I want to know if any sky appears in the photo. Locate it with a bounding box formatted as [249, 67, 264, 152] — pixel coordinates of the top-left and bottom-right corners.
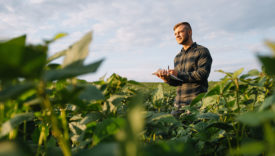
[1, 0, 275, 82]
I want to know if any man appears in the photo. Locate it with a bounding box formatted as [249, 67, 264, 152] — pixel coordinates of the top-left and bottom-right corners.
[155, 22, 212, 116]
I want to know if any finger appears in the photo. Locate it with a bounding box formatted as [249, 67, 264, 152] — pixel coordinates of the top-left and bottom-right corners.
[160, 70, 165, 75]
[165, 70, 170, 76]
[161, 70, 164, 75]
[164, 70, 168, 75]
[168, 70, 173, 75]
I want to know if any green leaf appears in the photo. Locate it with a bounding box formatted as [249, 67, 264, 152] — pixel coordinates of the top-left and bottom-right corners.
[53, 33, 68, 41]
[247, 69, 260, 76]
[80, 112, 103, 125]
[62, 31, 92, 67]
[190, 92, 205, 106]
[259, 94, 275, 111]
[0, 35, 25, 66]
[0, 141, 33, 156]
[197, 113, 219, 120]
[73, 143, 119, 156]
[47, 32, 91, 64]
[47, 50, 67, 63]
[237, 111, 275, 126]
[216, 69, 233, 78]
[44, 32, 68, 45]
[108, 95, 126, 106]
[143, 140, 195, 156]
[206, 122, 234, 131]
[146, 112, 179, 125]
[126, 93, 145, 134]
[22, 45, 47, 77]
[0, 82, 35, 101]
[44, 59, 104, 81]
[92, 118, 125, 146]
[0, 113, 34, 137]
[0, 36, 47, 79]
[47, 136, 57, 147]
[152, 84, 164, 103]
[232, 68, 244, 78]
[263, 122, 275, 147]
[205, 85, 220, 97]
[240, 69, 260, 79]
[222, 81, 232, 93]
[194, 122, 209, 132]
[265, 40, 275, 55]
[78, 85, 104, 101]
[46, 146, 63, 156]
[127, 80, 141, 85]
[229, 141, 265, 155]
[258, 56, 275, 76]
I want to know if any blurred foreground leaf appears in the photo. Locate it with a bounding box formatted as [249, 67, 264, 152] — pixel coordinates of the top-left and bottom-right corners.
[0, 36, 47, 79]
[258, 56, 275, 76]
[78, 85, 104, 101]
[229, 141, 265, 155]
[63, 32, 92, 67]
[0, 113, 34, 137]
[73, 143, 119, 156]
[0, 141, 33, 156]
[0, 82, 35, 101]
[232, 68, 244, 78]
[237, 111, 275, 126]
[143, 140, 195, 156]
[44, 59, 104, 81]
[197, 113, 219, 120]
[259, 94, 275, 111]
[265, 41, 275, 55]
[92, 118, 125, 146]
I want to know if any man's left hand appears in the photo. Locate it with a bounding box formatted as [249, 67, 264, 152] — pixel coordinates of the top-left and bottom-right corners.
[168, 69, 178, 76]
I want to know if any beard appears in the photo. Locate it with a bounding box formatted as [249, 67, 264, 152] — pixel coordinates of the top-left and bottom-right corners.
[180, 33, 189, 45]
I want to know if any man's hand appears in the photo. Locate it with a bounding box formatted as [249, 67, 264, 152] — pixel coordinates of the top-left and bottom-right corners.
[154, 69, 170, 82]
[168, 69, 178, 76]
[153, 69, 179, 82]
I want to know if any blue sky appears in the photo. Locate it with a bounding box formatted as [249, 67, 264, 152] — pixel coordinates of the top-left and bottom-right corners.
[1, 0, 275, 82]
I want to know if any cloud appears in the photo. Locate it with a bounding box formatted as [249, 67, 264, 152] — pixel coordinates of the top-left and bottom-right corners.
[1, 0, 275, 82]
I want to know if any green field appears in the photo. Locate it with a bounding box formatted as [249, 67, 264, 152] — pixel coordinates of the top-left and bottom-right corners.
[140, 81, 217, 91]
[1, 33, 275, 156]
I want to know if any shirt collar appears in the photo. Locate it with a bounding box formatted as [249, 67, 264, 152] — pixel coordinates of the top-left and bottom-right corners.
[181, 42, 197, 53]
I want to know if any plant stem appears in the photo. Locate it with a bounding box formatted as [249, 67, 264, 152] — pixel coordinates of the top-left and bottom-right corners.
[0, 103, 4, 123]
[36, 125, 46, 156]
[38, 81, 71, 156]
[251, 91, 258, 111]
[23, 107, 29, 141]
[236, 90, 240, 115]
[60, 108, 70, 142]
[9, 102, 18, 140]
[226, 136, 232, 152]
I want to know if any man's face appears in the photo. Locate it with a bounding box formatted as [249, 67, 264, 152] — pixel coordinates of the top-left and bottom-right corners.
[174, 25, 191, 45]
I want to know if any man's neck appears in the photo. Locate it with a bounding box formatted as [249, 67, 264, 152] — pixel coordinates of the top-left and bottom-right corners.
[182, 40, 193, 51]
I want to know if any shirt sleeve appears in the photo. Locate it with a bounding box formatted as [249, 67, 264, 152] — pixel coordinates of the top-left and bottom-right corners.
[177, 48, 212, 83]
[166, 77, 182, 86]
[166, 54, 183, 86]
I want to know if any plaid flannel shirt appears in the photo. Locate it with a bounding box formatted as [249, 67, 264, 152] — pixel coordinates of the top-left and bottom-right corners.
[167, 42, 212, 107]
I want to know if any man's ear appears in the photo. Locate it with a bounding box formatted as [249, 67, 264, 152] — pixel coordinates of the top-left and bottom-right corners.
[188, 30, 192, 36]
